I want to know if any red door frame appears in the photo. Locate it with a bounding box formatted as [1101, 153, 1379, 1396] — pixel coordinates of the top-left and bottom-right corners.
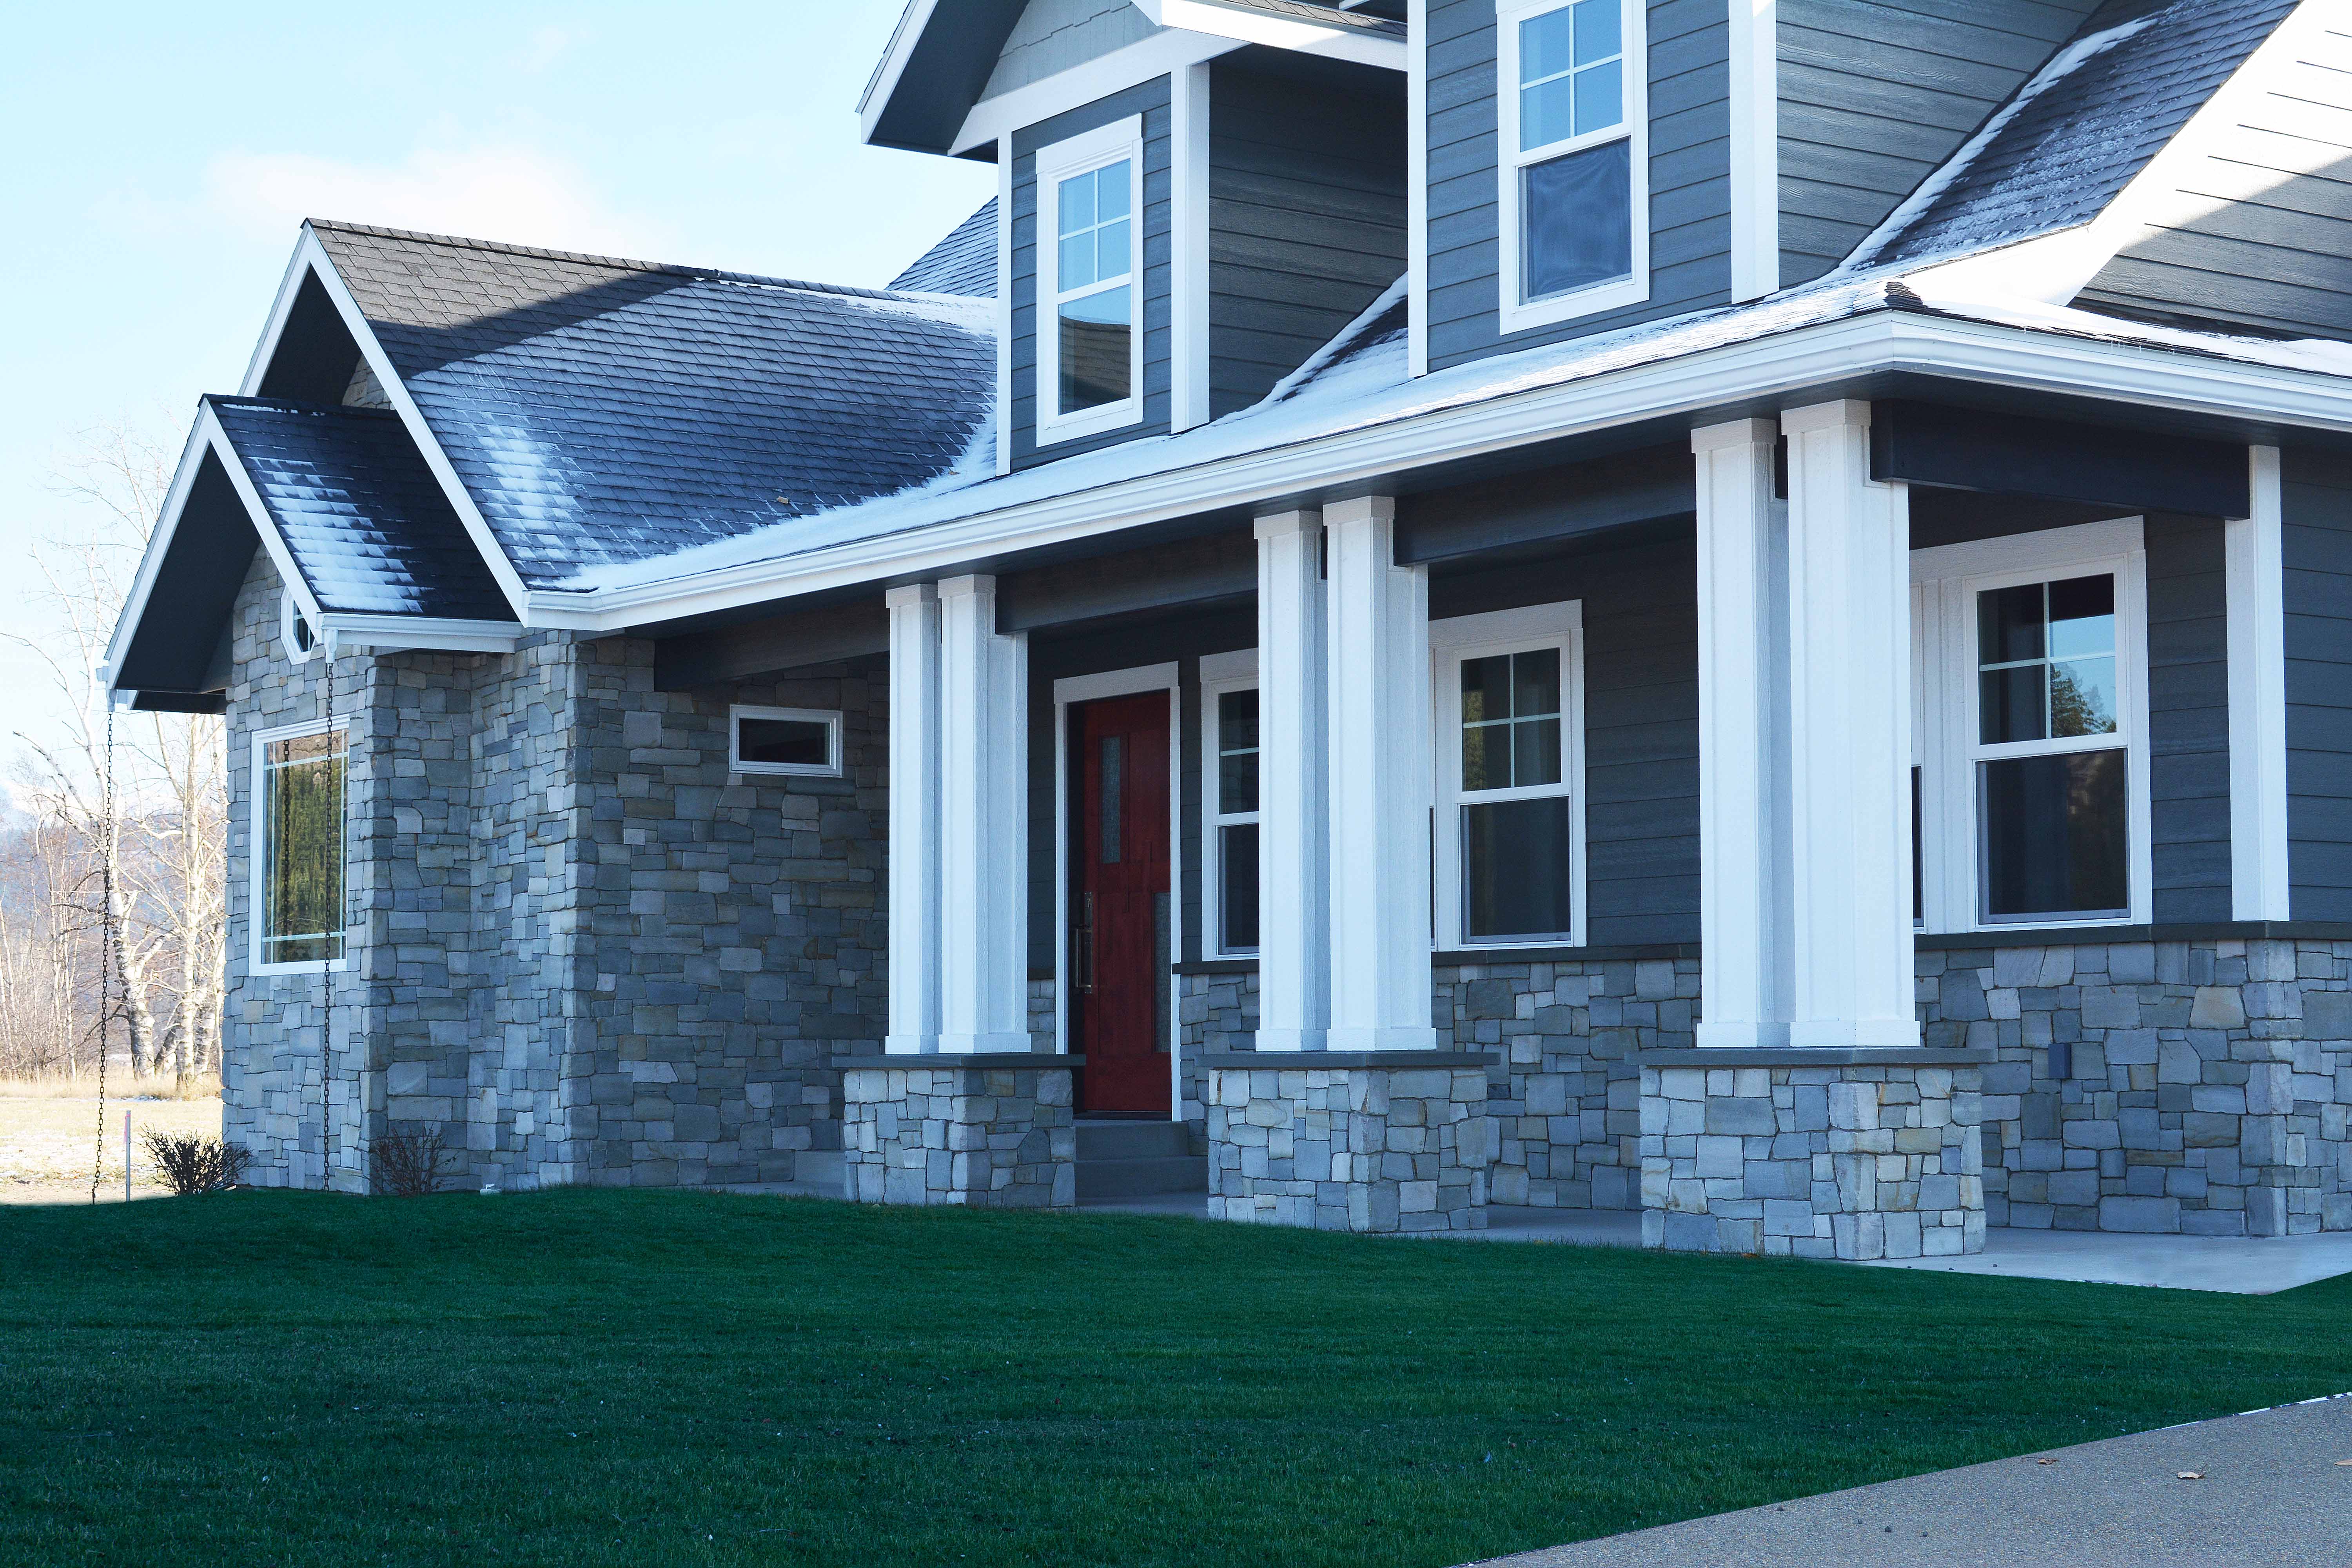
[1070, 690, 1173, 1115]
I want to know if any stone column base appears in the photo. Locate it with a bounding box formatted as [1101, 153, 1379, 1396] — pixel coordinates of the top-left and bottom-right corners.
[1638, 1049, 1987, 1260]
[1203, 1053, 1494, 1232]
[837, 1055, 1077, 1209]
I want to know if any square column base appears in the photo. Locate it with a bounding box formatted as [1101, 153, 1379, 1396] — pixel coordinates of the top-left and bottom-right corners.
[1204, 1054, 1493, 1233]
[840, 1060, 1075, 1209]
[1638, 1051, 1986, 1260]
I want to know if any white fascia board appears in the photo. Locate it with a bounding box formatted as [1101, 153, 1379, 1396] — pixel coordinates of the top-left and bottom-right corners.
[238, 235, 324, 398]
[858, 0, 936, 140]
[1135, 0, 1406, 69]
[102, 412, 227, 689]
[318, 615, 525, 654]
[1910, 2, 2329, 306]
[196, 401, 327, 630]
[519, 308, 2352, 633]
[292, 225, 534, 617]
[951, 29, 1245, 158]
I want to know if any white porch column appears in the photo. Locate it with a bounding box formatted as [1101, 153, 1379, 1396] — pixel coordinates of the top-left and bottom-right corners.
[1324, 495, 1438, 1053]
[937, 573, 1032, 1054]
[2230, 444, 2292, 921]
[1253, 509, 1329, 1052]
[885, 584, 943, 1054]
[1693, 418, 1792, 1047]
[1781, 400, 1918, 1047]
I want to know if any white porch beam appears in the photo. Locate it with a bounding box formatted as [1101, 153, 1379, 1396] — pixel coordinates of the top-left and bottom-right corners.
[1781, 400, 1920, 1049]
[1323, 496, 1438, 1053]
[2230, 444, 2292, 921]
[1692, 418, 1793, 1047]
[885, 583, 943, 1054]
[1253, 510, 1330, 1052]
[937, 574, 1033, 1054]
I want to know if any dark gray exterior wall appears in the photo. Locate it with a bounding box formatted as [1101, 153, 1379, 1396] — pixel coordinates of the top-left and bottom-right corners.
[2283, 448, 2352, 921]
[1777, 0, 2098, 286]
[1425, 0, 1731, 373]
[1011, 78, 1174, 471]
[2074, 32, 2352, 339]
[1208, 61, 1408, 416]
[2145, 514, 2233, 924]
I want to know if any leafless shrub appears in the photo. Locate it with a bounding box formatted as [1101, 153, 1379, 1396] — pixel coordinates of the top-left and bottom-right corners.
[140, 1131, 250, 1195]
[369, 1131, 449, 1198]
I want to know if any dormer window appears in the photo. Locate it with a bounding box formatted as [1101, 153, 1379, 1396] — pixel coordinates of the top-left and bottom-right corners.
[1497, 0, 1649, 333]
[1035, 118, 1144, 443]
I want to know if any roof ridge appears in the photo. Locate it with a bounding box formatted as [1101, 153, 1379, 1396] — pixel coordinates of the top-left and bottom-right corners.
[303, 219, 940, 306]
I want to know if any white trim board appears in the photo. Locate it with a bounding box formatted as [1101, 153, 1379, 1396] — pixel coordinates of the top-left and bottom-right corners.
[1135, 0, 1406, 70]
[952, 29, 1244, 159]
[2230, 445, 2292, 921]
[1726, 0, 1779, 301]
[1049, 660, 1186, 1122]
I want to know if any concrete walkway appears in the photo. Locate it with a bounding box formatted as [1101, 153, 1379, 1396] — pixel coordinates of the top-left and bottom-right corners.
[1463, 1394, 2352, 1568]
[1071, 1196, 2352, 1293]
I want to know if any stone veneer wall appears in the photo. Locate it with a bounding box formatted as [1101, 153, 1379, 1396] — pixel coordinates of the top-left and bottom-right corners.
[1920, 939, 2352, 1236]
[221, 551, 887, 1193]
[843, 1063, 1076, 1207]
[1206, 1062, 1491, 1231]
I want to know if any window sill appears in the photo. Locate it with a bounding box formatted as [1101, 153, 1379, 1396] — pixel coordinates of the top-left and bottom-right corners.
[1500, 274, 1650, 337]
[1036, 400, 1143, 447]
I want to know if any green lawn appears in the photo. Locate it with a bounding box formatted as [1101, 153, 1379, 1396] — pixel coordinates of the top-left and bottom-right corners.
[4, 1192, 2348, 1567]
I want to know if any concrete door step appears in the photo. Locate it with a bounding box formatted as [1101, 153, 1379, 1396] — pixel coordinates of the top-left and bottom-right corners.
[1074, 1118, 1204, 1201]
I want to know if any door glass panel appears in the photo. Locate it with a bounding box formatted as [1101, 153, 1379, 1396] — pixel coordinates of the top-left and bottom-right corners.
[1465, 796, 1575, 940]
[1099, 735, 1123, 864]
[1981, 751, 2128, 920]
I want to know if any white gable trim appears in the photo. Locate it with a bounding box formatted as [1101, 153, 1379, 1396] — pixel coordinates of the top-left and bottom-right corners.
[102, 414, 228, 689]
[859, 0, 938, 136]
[1907, 1, 2329, 306]
[1134, 0, 1405, 69]
[953, 28, 1243, 158]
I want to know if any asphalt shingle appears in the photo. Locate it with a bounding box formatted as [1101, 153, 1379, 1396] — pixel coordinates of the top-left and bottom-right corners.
[888, 199, 998, 298]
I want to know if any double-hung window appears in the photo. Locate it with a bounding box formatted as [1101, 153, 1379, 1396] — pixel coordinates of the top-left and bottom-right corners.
[1497, 0, 1649, 332]
[251, 720, 348, 973]
[1913, 521, 2151, 931]
[1431, 603, 1585, 948]
[1035, 118, 1143, 443]
[1200, 651, 1259, 957]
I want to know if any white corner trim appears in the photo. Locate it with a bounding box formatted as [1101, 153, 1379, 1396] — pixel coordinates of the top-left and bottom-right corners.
[2230, 444, 2292, 921]
[1726, 0, 1779, 302]
[1407, 0, 1431, 377]
[1135, 0, 1406, 70]
[1171, 62, 1213, 432]
[1494, 0, 1652, 336]
[996, 133, 1016, 478]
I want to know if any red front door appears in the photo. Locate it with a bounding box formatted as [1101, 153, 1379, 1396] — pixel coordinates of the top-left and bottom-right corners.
[1073, 692, 1172, 1114]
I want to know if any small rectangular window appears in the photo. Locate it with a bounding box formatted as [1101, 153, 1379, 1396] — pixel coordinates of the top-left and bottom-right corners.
[1036, 119, 1144, 442]
[1499, 0, 1648, 331]
[1203, 678, 1262, 956]
[730, 706, 843, 778]
[256, 725, 347, 970]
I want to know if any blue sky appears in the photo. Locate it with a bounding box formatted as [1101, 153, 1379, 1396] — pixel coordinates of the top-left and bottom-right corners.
[0, 0, 993, 779]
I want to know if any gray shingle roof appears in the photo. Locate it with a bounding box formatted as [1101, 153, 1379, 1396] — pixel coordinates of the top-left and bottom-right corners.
[1859, 0, 2298, 270]
[889, 199, 998, 297]
[207, 396, 514, 621]
[309, 222, 996, 592]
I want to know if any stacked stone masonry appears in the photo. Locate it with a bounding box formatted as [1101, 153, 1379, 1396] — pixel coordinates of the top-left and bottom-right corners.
[1206, 1063, 1492, 1232]
[1639, 1062, 1985, 1259]
[842, 1064, 1076, 1207]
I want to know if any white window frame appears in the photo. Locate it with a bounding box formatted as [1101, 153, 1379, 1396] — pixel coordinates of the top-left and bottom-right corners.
[1912, 519, 2152, 934]
[1199, 649, 1260, 959]
[1430, 601, 1587, 950]
[729, 704, 844, 779]
[1496, 0, 1651, 334]
[1034, 116, 1147, 446]
[249, 716, 350, 976]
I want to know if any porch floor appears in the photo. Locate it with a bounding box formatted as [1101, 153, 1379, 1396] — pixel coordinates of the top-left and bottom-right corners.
[1074, 1195, 2352, 1294]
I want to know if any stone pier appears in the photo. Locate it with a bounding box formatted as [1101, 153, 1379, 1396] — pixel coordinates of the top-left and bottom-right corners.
[838, 1056, 1077, 1208]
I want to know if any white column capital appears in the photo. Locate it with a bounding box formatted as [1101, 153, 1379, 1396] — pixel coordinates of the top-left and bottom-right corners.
[1691, 416, 1778, 454]
[1254, 508, 1321, 541]
[936, 573, 996, 602]
[884, 582, 937, 609]
[1321, 494, 1396, 528]
[1780, 398, 1872, 436]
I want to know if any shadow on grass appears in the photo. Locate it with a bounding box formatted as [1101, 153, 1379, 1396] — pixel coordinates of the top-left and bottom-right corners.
[4, 1189, 2346, 1567]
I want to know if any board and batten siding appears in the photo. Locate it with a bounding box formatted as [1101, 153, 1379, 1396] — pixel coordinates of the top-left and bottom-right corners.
[2075, 20, 2352, 339]
[1425, 0, 1731, 374]
[1208, 61, 1408, 417]
[983, 0, 1160, 102]
[1778, 0, 2098, 287]
[2281, 449, 2352, 921]
[1009, 78, 1175, 471]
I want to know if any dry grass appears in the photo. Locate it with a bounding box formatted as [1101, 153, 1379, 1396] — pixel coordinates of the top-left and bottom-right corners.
[0, 1089, 222, 1202]
[0, 1072, 221, 1101]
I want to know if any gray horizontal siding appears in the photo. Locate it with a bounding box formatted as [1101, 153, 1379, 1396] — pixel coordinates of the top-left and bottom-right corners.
[1010, 77, 1174, 471]
[2283, 448, 2352, 921]
[1426, 0, 1732, 374]
[1778, 0, 2096, 286]
[983, 0, 1158, 101]
[1208, 62, 1408, 416]
[2076, 29, 2352, 339]
[2144, 514, 2232, 924]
